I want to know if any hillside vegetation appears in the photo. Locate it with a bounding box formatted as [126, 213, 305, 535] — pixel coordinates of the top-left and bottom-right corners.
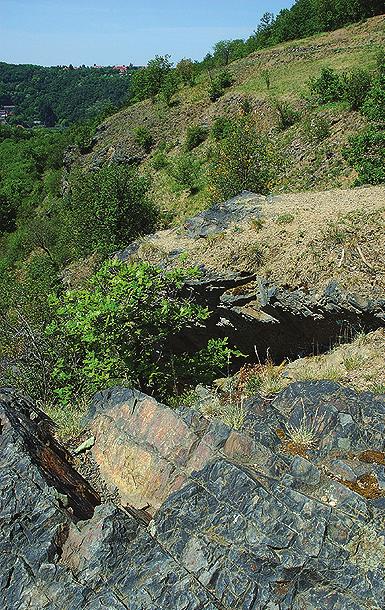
[80, 15, 385, 222]
[0, 63, 134, 126]
[0, 11, 384, 437]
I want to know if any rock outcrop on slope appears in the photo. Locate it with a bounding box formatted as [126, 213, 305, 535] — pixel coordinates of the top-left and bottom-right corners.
[116, 189, 385, 360]
[1, 382, 384, 609]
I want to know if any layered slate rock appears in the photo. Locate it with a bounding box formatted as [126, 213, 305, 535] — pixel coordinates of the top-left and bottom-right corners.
[1, 383, 384, 609]
[115, 191, 385, 360]
[86, 386, 246, 514]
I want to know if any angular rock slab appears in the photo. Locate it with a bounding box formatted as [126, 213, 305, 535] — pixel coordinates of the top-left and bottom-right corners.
[86, 386, 258, 513]
[1, 384, 385, 609]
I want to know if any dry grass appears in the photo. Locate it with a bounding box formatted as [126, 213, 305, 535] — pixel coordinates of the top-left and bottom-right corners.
[42, 398, 88, 440]
[217, 329, 385, 404]
[131, 186, 385, 298]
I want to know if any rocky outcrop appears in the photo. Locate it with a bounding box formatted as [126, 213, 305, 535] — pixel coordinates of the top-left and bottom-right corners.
[1, 383, 384, 609]
[85, 386, 253, 514]
[116, 191, 385, 361]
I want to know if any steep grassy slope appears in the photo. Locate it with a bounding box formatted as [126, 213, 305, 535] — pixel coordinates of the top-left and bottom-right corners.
[78, 15, 385, 222]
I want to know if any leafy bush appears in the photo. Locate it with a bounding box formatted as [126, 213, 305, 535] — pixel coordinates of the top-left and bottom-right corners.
[176, 338, 243, 386]
[209, 70, 234, 101]
[45, 260, 224, 403]
[302, 115, 330, 143]
[160, 71, 179, 106]
[211, 117, 233, 141]
[362, 75, 385, 123]
[66, 165, 158, 256]
[343, 128, 385, 185]
[310, 67, 344, 103]
[168, 153, 202, 193]
[151, 149, 168, 170]
[208, 116, 274, 202]
[133, 126, 154, 153]
[185, 125, 208, 150]
[343, 69, 372, 111]
[176, 58, 196, 86]
[275, 100, 300, 130]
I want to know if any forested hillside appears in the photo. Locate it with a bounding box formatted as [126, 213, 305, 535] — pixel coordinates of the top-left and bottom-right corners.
[0, 63, 134, 126]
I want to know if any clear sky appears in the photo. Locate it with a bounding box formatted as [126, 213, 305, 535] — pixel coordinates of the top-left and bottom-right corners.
[1, 0, 294, 67]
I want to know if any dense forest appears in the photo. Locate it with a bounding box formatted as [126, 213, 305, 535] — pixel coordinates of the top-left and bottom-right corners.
[0, 0, 384, 435]
[0, 63, 135, 126]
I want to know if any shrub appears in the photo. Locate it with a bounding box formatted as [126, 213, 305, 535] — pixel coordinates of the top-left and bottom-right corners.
[176, 58, 196, 86]
[309, 67, 344, 103]
[302, 115, 330, 143]
[362, 75, 385, 123]
[209, 70, 234, 101]
[44, 260, 241, 405]
[66, 165, 158, 256]
[151, 149, 168, 170]
[211, 117, 233, 141]
[240, 97, 252, 115]
[185, 125, 208, 150]
[216, 70, 234, 89]
[261, 68, 271, 90]
[133, 126, 154, 153]
[160, 71, 179, 106]
[45, 260, 210, 403]
[343, 128, 385, 185]
[175, 338, 243, 387]
[208, 116, 274, 202]
[343, 69, 372, 111]
[275, 100, 300, 130]
[168, 153, 202, 193]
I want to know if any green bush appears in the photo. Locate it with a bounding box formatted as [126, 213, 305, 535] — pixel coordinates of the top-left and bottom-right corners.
[275, 100, 300, 130]
[208, 116, 274, 202]
[66, 164, 158, 256]
[302, 115, 330, 143]
[343, 69, 372, 111]
[211, 117, 233, 141]
[151, 149, 168, 170]
[209, 70, 234, 101]
[133, 126, 154, 153]
[343, 128, 385, 185]
[175, 338, 243, 387]
[362, 75, 385, 123]
[185, 125, 208, 151]
[160, 71, 179, 106]
[168, 153, 202, 193]
[45, 260, 211, 403]
[310, 67, 344, 103]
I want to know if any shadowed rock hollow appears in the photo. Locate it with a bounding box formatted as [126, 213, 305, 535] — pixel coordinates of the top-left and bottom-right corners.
[1, 382, 384, 609]
[115, 189, 385, 361]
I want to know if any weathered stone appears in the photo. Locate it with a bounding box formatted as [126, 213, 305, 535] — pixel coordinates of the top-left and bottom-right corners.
[1, 382, 384, 609]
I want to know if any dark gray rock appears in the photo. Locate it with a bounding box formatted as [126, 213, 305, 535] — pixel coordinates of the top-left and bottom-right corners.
[114, 191, 384, 362]
[1, 383, 384, 609]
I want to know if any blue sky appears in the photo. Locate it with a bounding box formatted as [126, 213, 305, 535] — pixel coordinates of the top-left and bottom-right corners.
[1, 0, 294, 66]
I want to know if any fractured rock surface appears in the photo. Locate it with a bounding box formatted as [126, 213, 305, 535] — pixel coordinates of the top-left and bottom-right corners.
[1, 383, 384, 609]
[115, 191, 385, 361]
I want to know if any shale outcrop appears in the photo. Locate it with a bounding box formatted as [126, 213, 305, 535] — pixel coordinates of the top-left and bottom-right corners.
[116, 189, 385, 360]
[1, 382, 384, 609]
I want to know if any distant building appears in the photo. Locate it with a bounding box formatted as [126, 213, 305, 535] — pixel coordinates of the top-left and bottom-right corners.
[113, 65, 129, 75]
[0, 105, 16, 123]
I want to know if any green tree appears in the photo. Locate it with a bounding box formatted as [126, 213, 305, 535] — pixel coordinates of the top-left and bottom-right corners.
[66, 165, 158, 256]
[176, 58, 196, 86]
[208, 116, 274, 202]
